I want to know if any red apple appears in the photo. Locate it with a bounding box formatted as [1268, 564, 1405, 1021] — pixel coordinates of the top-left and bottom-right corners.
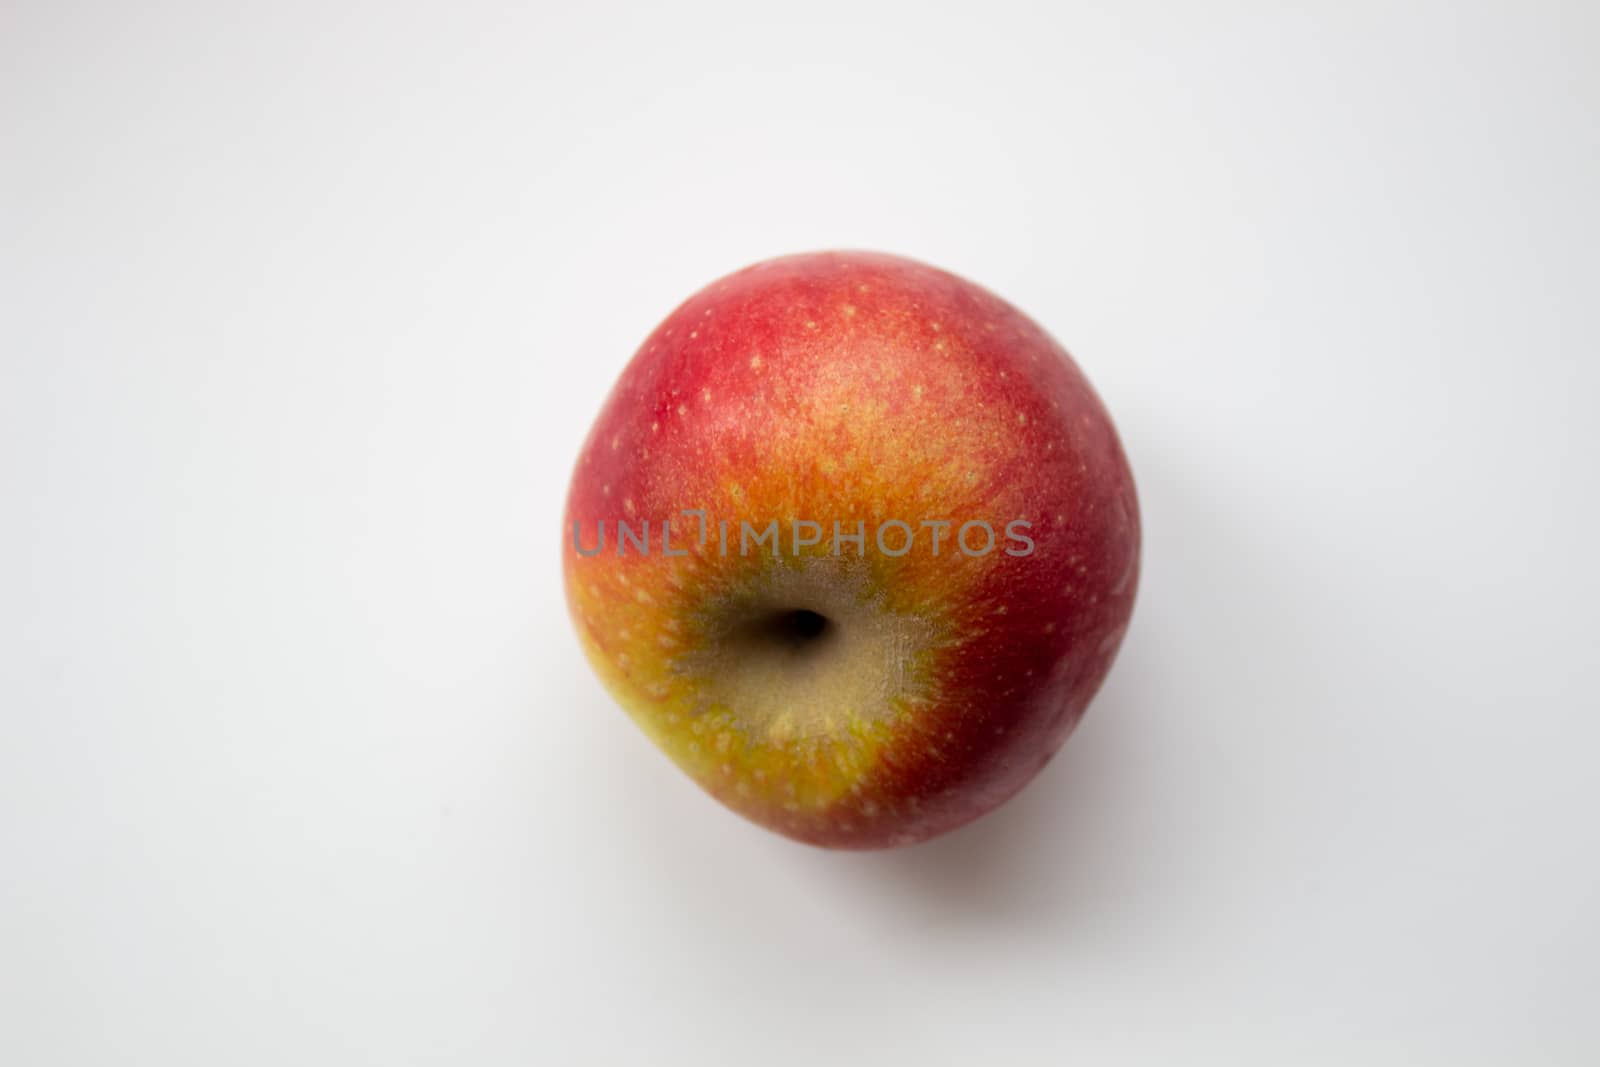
[563, 251, 1139, 848]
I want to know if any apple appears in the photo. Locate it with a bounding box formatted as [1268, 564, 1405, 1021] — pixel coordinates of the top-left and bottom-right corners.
[563, 251, 1139, 849]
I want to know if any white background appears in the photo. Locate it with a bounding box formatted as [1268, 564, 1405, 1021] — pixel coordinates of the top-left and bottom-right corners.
[4, 2, 1597, 1063]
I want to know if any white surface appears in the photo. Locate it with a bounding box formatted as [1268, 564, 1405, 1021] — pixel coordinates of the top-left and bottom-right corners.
[4, 2, 1597, 1063]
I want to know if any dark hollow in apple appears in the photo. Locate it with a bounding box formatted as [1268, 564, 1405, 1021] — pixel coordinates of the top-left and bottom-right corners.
[754, 608, 832, 649]
[724, 606, 838, 664]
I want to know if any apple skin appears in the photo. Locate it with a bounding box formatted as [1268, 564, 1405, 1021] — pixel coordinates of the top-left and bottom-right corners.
[563, 251, 1139, 849]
